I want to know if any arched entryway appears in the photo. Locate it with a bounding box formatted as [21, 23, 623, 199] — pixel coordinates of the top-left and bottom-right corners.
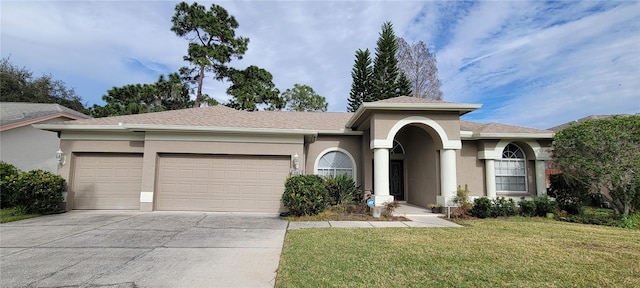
[370, 115, 461, 207]
[392, 125, 440, 206]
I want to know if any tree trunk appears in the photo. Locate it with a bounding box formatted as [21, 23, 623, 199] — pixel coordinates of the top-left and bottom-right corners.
[195, 66, 205, 107]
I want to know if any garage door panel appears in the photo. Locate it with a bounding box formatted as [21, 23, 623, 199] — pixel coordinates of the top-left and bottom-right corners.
[73, 153, 142, 210]
[156, 154, 289, 212]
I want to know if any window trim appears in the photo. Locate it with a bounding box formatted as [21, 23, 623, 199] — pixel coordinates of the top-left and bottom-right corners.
[314, 147, 357, 183]
[495, 143, 528, 193]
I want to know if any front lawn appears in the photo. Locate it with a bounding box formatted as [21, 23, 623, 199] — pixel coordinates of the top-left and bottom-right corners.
[0, 207, 40, 223]
[276, 217, 640, 287]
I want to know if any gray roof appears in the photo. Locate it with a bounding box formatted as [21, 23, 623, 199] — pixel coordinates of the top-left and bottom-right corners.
[548, 114, 632, 131]
[0, 102, 90, 127]
[34, 97, 552, 136]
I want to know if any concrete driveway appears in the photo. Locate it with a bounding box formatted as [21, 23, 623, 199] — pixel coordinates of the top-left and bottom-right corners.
[0, 211, 288, 288]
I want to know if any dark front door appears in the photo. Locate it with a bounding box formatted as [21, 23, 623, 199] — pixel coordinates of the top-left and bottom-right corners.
[389, 160, 404, 200]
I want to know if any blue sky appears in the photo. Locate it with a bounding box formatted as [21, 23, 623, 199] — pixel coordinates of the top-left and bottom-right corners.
[1, 0, 639, 129]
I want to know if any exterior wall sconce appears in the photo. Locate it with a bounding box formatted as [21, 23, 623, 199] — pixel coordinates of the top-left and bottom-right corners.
[293, 153, 300, 170]
[56, 148, 66, 165]
[291, 153, 302, 175]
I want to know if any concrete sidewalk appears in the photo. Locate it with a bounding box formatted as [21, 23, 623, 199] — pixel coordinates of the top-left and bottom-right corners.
[288, 203, 461, 230]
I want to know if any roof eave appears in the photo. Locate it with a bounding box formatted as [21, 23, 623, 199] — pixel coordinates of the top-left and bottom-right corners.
[34, 123, 323, 136]
[346, 102, 482, 128]
[460, 132, 555, 140]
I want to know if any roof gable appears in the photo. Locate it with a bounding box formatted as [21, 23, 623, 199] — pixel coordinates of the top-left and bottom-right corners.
[0, 102, 90, 131]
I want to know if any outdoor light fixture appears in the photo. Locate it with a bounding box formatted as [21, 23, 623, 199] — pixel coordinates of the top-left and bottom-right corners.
[292, 153, 300, 170]
[56, 148, 66, 165]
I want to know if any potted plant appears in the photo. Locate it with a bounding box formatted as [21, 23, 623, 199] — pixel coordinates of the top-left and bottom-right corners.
[427, 203, 442, 213]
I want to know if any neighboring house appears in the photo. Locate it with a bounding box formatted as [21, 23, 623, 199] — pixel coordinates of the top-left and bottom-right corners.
[35, 96, 554, 213]
[0, 102, 90, 173]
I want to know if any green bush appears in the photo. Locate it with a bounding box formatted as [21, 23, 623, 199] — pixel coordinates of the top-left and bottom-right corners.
[492, 197, 518, 217]
[0, 161, 21, 208]
[619, 212, 640, 229]
[471, 197, 493, 219]
[533, 196, 557, 217]
[324, 174, 361, 205]
[6, 170, 64, 214]
[519, 198, 537, 217]
[548, 173, 591, 214]
[281, 175, 329, 216]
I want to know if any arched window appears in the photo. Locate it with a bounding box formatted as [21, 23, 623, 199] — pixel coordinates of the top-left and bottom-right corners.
[495, 143, 527, 192]
[316, 150, 354, 178]
[391, 140, 405, 154]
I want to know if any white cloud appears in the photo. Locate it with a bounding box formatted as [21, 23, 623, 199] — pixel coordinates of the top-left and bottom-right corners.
[1, 0, 638, 129]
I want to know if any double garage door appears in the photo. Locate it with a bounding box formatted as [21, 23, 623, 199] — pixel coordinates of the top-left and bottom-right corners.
[72, 153, 290, 212]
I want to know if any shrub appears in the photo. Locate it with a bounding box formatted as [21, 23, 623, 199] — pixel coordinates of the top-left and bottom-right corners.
[324, 174, 361, 205]
[519, 198, 536, 217]
[619, 212, 640, 229]
[548, 173, 591, 214]
[0, 161, 21, 208]
[471, 197, 493, 219]
[533, 196, 557, 217]
[451, 184, 473, 218]
[281, 175, 329, 216]
[7, 170, 64, 214]
[492, 197, 518, 217]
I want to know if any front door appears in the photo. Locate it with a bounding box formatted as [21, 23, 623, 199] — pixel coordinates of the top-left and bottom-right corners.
[390, 160, 404, 200]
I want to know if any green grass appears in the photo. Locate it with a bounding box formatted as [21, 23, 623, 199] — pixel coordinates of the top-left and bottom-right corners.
[276, 217, 640, 287]
[0, 207, 40, 223]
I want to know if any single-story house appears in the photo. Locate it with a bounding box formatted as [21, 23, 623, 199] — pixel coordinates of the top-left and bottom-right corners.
[1, 102, 90, 173]
[34, 96, 554, 213]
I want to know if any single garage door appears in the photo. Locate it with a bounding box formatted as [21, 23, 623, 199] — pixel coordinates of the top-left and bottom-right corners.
[156, 154, 290, 212]
[72, 153, 143, 209]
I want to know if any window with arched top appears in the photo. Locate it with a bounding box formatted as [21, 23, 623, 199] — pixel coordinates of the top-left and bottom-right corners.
[495, 143, 527, 192]
[391, 140, 405, 155]
[316, 150, 354, 178]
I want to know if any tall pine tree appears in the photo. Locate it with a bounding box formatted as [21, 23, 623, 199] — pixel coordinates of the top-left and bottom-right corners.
[372, 21, 401, 101]
[347, 49, 373, 112]
[396, 72, 413, 97]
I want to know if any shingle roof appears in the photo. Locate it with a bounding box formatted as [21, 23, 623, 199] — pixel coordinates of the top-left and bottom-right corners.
[0, 102, 90, 126]
[40, 97, 551, 135]
[461, 121, 552, 134]
[373, 96, 450, 104]
[548, 114, 632, 131]
[62, 105, 353, 131]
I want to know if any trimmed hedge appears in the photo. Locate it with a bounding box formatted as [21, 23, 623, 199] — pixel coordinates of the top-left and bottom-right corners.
[0, 162, 65, 214]
[281, 175, 329, 216]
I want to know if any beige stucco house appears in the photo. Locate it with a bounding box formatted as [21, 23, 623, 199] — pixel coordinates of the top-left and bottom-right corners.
[0, 102, 90, 173]
[34, 96, 554, 213]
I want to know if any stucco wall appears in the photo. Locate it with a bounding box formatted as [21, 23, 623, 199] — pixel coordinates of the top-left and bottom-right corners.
[58, 135, 305, 211]
[400, 125, 439, 207]
[305, 135, 363, 185]
[0, 117, 71, 173]
[457, 141, 485, 197]
[370, 111, 461, 148]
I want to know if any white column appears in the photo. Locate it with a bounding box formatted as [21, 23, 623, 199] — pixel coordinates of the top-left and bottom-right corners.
[485, 159, 496, 199]
[439, 149, 457, 206]
[535, 160, 547, 196]
[373, 148, 393, 206]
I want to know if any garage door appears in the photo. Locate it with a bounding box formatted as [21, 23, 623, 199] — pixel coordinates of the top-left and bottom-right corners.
[156, 154, 290, 212]
[72, 153, 143, 209]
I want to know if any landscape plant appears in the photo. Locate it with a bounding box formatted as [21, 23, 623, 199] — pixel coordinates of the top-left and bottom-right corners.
[281, 175, 328, 216]
[324, 174, 360, 205]
[518, 198, 537, 217]
[533, 195, 557, 217]
[3, 169, 64, 214]
[553, 115, 640, 216]
[548, 173, 591, 215]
